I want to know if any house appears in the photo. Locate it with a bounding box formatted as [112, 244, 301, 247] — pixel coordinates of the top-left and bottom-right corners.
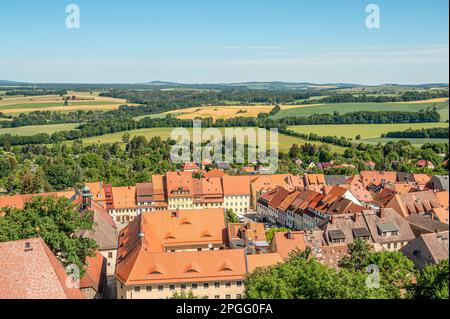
[416, 160, 435, 170]
[307, 162, 316, 170]
[222, 175, 251, 214]
[0, 238, 85, 299]
[0, 191, 76, 210]
[432, 207, 449, 225]
[362, 208, 415, 251]
[324, 175, 348, 186]
[360, 171, 397, 189]
[115, 209, 248, 299]
[241, 166, 256, 175]
[166, 171, 195, 210]
[256, 186, 291, 224]
[80, 251, 107, 299]
[405, 213, 449, 237]
[270, 231, 307, 259]
[182, 162, 200, 172]
[193, 177, 224, 209]
[385, 190, 444, 218]
[413, 174, 432, 191]
[427, 175, 449, 192]
[401, 231, 449, 269]
[316, 162, 333, 170]
[365, 161, 376, 170]
[136, 182, 155, 213]
[227, 222, 269, 253]
[347, 175, 374, 204]
[249, 174, 303, 209]
[110, 186, 137, 223]
[203, 168, 227, 179]
[304, 230, 349, 269]
[246, 253, 283, 272]
[321, 212, 373, 246]
[303, 174, 326, 192]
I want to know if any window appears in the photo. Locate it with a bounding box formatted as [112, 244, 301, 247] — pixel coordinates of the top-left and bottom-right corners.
[192, 283, 198, 289]
[214, 295, 220, 299]
[236, 281, 242, 287]
[236, 294, 242, 299]
[134, 286, 140, 293]
[108, 252, 113, 259]
[394, 242, 398, 249]
[181, 284, 186, 290]
[225, 295, 231, 299]
[146, 286, 152, 292]
[204, 283, 209, 289]
[225, 282, 231, 288]
[170, 285, 175, 291]
[158, 285, 163, 291]
[214, 282, 220, 288]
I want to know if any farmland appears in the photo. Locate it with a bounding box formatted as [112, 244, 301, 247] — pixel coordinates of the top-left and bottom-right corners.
[289, 123, 449, 146]
[0, 91, 134, 114]
[68, 127, 345, 153]
[0, 123, 79, 136]
[271, 100, 449, 122]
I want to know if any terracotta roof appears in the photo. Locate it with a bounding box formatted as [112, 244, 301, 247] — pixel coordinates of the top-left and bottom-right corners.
[111, 186, 136, 209]
[246, 253, 283, 272]
[183, 162, 200, 171]
[360, 171, 397, 188]
[277, 190, 302, 211]
[203, 168, 227, 179]
[85, 182, 107, 203]
[347, 175, 374, 203]
[166, 171, 194, 196]
[0, 238, 85, 299]
[271, 231, 307, 259]
[80, 251, 106, 292]
[435, 191, 449, 209]
[362, 209, 415, 245]
[251, 174, 302, 193]
[413, 174, 432, 186]
[116, 209, 248, 285]
[222, 175, 251, 196]
[386, 191, 443, 217]
[433, 207, 449, 224]
[227, 222, 267, 242]
[77, 199, 118, 251]
[151, 175, 166, 202]
[0, 191, 75, 210]
[136, 183, 154, 203]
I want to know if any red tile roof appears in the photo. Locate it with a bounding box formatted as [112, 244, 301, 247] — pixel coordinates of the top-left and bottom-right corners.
[0, 238, 85, 299]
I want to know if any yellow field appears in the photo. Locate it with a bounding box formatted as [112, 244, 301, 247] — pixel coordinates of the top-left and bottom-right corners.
[0, 91, 136, 113]
[164, 104, 321, 120]
[398, 98, 449, 104]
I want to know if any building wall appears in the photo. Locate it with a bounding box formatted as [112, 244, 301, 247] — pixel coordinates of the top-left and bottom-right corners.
[100, 249, 117, 277]
[117, 280, 245, 299]
[224, 195, 250, 214]
[168, 197, 193, 210]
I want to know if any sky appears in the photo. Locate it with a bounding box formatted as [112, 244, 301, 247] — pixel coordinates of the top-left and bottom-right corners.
[0, 0, 448, 84]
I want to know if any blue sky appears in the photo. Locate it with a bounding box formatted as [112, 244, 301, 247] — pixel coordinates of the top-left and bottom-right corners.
[0, 0, 448, 84]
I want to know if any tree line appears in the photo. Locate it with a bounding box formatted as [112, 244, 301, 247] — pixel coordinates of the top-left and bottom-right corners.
[384, 127, 449, 139]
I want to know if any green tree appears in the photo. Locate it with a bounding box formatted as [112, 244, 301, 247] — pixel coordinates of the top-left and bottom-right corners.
[0, 196, 97, 275]
[265, 227, 290, 244]
[170, 290, 207, 299]
[413, 259, 449, 299]
[339, 238, 371, 271]
[226, 209, 239, 223]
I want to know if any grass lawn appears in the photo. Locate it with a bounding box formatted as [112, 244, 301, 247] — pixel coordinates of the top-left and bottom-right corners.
[272, 101, 449, 122]
[0, 123, 80, 136]
[361, 138, 449, 147]
[73, 127, 345, 153]
[288, 123, 449, 140]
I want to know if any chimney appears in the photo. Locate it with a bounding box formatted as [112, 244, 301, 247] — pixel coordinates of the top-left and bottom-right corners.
[329, 216, 334, 225]
[352, 212, 357, 222]
[287, 231, 293, 240]
[378, 209, 385, 219]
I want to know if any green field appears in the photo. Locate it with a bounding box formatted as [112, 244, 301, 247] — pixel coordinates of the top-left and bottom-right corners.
[71, 127, 345, 153]
[272, 101, 449, 122]
[0, 101, 119, 110]
[361, 138, 449, 146]
[0, 123, 80, 136]
[289, 123, 449, 140]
